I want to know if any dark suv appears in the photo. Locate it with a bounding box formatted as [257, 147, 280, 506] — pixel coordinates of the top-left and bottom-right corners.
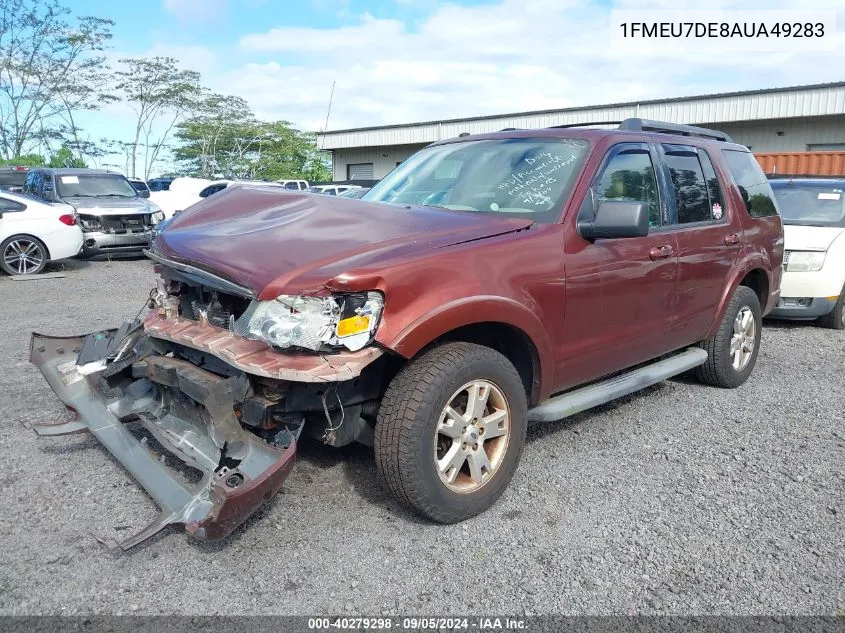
[30, 119, 783, 549]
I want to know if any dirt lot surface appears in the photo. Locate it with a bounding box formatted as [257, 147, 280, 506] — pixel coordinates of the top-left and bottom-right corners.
[0, 258, 842, 615]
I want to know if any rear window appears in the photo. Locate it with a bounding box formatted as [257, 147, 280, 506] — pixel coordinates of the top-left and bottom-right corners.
[722, 150, 779, 218]
[770, 182, 845, 228]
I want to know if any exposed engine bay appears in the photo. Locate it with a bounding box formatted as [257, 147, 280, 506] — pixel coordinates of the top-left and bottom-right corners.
[28, 263, 391, 551]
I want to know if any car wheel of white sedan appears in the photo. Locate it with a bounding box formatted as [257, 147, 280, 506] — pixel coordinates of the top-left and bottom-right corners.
[1, 235, 47, 275]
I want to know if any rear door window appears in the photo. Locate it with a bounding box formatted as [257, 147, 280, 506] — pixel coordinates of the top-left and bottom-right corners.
[593, 143, 661, 227]
[199, 183, 227, 198]
[722, 150, 779, 218]
[24, 171, 41, 195]
[662, 145, 725, 224]
[0, 195, 25, 211]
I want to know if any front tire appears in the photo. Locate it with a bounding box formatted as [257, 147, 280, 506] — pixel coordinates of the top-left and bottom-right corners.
[374, 342, 527, 523]
[1, 235, 48, 275]
[817, 286, 845, 330]
[696, 285, 762, 388]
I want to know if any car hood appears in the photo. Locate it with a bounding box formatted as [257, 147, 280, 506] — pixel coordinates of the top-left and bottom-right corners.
[66, 196, 157, 215]
[783, 224, 845, 251]
[151, 187, 534, 298]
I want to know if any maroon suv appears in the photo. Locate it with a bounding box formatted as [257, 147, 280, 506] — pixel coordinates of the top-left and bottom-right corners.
[30, 119, 783, 549]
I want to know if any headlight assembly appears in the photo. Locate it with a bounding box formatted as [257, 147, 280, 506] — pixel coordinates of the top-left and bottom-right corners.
[232, 292, 384, 352]
[151, 210, 165, 224]
[786, 250, 826, 272]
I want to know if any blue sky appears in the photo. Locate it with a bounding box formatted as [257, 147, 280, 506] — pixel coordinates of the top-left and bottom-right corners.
[67, 0, 844, 173]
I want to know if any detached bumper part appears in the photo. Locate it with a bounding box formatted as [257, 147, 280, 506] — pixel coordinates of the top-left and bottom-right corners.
[29, 331, 296, 551]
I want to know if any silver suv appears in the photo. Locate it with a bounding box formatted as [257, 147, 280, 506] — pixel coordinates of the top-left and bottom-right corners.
[23, 169, 164, 258]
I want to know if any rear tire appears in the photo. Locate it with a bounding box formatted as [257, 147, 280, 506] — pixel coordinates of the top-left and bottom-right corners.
[817, 287, 845, 330]
[0, 235, 48, 275]
[696, 285, 762, 388]
[374, 342, 527, 523]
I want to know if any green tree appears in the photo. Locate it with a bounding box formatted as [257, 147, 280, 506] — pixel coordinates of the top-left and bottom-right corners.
[0, 152, 44, 166]
[173, 92, 253, 178]
[114, 56, 201, 179]
[0, 0, 114, 159]
[47, 144, 85, 167]
[175, 100, 331, 182]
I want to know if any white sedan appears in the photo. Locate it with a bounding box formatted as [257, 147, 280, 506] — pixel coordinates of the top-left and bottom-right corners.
[0, 190, 83, 275]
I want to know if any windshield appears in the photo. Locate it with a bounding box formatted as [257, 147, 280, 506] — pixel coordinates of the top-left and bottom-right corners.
[363, 137, 590, 221]
[771, 182, 845, 228]
[55, 174, 138, 199]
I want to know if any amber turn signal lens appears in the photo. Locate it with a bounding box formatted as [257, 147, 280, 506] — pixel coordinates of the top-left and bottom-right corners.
[336, 315, 370, 337]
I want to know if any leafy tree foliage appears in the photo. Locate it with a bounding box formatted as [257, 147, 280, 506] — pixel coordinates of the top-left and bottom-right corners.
[0, 144, 86, 167]
[114, 56, 201, 179]
[174, 95, 331, 182]
[0, 0, 113, 159]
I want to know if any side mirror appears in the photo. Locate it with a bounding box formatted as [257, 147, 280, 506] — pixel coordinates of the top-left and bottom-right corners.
[139, 189, 150, 199]
[578, 200, 649, 240]
[41, 188, 55, 202]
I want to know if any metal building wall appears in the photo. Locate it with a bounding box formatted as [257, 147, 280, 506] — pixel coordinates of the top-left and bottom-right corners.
[331, 144, 426, 181]
[319, 83, 845, 151]
[718, 115, 845, 152]
[330, 115, 845, 180]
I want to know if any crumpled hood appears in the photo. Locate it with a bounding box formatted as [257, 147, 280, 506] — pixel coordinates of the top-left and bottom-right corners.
[66, 196, 158, 216]
[783, 224, 845, 251]
[152, 186, 533, 298]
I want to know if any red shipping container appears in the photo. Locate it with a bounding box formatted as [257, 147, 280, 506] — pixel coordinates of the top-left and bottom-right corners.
[755, 151, 845, 177]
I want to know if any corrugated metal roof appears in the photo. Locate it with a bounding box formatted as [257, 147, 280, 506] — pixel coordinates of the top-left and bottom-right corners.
[318, 82, 845, 150]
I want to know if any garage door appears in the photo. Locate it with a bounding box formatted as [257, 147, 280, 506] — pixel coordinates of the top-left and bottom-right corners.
[347, 163, 374, 180]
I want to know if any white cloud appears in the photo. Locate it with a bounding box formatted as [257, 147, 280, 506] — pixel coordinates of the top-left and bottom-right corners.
[223, 0, 845, 132]
[150, 0, 845, 134]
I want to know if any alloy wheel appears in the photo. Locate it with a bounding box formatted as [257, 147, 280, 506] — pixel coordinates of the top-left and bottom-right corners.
[3, 239, 44, 274]
[730, 306, 756, 371]
[434, 379, 511, 493]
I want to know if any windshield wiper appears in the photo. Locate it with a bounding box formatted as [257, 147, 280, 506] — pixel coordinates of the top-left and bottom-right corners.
[98, 193, 135, 198]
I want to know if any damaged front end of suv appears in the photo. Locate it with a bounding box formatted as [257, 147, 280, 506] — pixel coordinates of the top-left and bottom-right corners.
[29, 253, 390, 551]
[28, 173, 542, 550]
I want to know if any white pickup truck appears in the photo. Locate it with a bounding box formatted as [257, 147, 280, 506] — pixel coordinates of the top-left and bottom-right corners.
[768, 178, 845, 329]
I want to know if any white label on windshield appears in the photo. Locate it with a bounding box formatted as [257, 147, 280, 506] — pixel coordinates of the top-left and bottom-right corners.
[60, 176, 79, 184]
[818, 192, 841, 200]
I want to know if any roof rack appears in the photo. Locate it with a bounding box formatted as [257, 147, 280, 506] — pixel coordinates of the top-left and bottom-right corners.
[546, 121, 622, 129]
[618, 118, 733, 142]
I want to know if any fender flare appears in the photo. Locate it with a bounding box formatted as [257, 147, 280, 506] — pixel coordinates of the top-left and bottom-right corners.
[706, 257, 772, 339]
[378, 295, 555, 401]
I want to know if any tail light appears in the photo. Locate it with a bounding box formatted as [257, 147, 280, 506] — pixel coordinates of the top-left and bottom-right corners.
[59, 214, 76, 226]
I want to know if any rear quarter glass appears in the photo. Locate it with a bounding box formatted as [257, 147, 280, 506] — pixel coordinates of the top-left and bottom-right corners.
[722, 150, 780, 218]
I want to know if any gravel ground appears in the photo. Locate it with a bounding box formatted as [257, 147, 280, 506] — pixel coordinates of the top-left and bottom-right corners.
[0, 257, 842, 616]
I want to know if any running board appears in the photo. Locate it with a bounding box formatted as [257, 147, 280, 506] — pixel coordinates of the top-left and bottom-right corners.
[527, 347, 708, 424]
